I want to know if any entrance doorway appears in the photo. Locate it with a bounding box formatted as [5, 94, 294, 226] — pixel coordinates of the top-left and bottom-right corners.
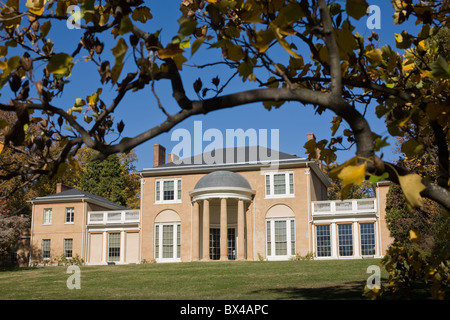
[209, 228, 236, 260]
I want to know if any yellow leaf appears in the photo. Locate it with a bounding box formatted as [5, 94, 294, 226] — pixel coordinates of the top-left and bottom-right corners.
[26, 0, 46, 15]
[365, 48, 383, 65]
[418, 40, 427, 51]
[158, 44, 183, 59]
[0, 141, 4, 154]
[271, 24, 302, 60]
[337, 162, 367, 198]
[398, 174, 426, 209]
[338, 163, 366, 185]
[409, 229, 421, 243]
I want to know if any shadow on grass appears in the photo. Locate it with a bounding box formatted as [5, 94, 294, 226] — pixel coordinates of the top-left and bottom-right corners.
[250, 280, 368, 300]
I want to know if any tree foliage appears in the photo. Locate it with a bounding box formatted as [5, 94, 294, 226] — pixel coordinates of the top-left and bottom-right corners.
[80, 151, 139, 208]
[0, 210, 29, 260]
[0, 0, 448, 214]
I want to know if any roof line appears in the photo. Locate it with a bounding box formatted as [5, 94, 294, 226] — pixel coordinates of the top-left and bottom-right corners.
[140, 157, 308, 172]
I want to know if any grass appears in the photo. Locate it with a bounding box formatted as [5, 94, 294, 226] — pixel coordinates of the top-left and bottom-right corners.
[0, 259, 385, 300]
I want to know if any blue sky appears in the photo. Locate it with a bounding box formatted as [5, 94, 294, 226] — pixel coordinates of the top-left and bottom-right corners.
[5, 1, 414, 171]
[123, 0, 408, 171]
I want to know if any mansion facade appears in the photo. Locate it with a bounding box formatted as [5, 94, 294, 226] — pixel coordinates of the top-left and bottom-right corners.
[29, 139, 393, 265]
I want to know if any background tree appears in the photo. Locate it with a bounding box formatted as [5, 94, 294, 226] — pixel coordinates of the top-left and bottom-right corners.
[0, 209, 29, 261]
[80, 150, 139, 208]
[80, 153, 126, 206]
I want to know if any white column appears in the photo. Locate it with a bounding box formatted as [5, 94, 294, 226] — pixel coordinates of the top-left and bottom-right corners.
[202, 199, 210, 261]
[237, 199, 245, 260]
[220, 198, 228, 261]
[102, 231, 107, 264]
[331, 223, 337, 258]
[353, 222, 360, 257]
[192, 201, 200, 261]
[120, 230, 125, 263]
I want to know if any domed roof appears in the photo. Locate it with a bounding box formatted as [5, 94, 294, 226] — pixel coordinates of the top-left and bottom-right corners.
[194, 171, 252, 190]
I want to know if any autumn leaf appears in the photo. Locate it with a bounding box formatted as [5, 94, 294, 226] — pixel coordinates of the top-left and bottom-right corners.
[225, 42, 245, 62]
[271, 24, 303, 60]
[131, 6, 152, 23]
[26, 0, 46, 15]
[398, 174, 426, 209]
[337, 162, 367, 199]
[46, 53, 74, 77]
[158, 44, 183, 59]
[409, 229, 421, 243]
[346, 0, 369, 20]
[191, 38, 205, 57]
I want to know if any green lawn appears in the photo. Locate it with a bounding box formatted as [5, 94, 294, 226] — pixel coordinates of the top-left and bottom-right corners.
[0, 259, 385, 300]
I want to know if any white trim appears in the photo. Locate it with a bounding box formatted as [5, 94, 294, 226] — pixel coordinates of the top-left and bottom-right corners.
[155, 178, 182, 204]
[264, 171, 295, 199]
[154, 222, 181, 263]
[265, 218, 296, 261]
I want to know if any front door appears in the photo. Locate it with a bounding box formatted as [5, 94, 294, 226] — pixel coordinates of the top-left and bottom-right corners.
[209, 228, 236, 260]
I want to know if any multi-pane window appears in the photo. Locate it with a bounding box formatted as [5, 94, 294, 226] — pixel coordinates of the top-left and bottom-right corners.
[210, 228, 220, 260]
[316, 225, 331, 257]
[108, 233, 121, 262]
[64, 239, 73, 258]
[265, 172, 294, 197]
[266, 218, 296, 259]
[155, 178, 182, 203]
[155, 223, 181, 261]
[65, 207, 74, 223]
[42, 239, 51, 259]
[162, 225, 174, 258]
[360, 223, 376, 256]
[338, 224, 353, 256]
[43, 208, 52, 224]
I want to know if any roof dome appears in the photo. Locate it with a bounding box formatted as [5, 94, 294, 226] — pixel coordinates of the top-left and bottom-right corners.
[194, 170, 252, 190]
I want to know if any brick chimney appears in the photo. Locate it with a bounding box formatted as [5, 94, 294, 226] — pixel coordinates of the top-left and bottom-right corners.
[56, 183, 72, 193]
[306, 133, 323, 170]
[153, 144, 166, 167]
[168, 153, 179, 164]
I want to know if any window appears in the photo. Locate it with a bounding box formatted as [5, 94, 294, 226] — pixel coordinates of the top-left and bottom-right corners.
[43, 208, 52, 224]
[108, 233, 121, 262]
[266, 218, 295, 259]
[155, 178, 182, 203]
[65, 207, 74, 223]
[155, 223, 181, 261]
[338, 224, 353, 257]
[64, 239, 73, 258]
[42, 239, 51, 259]
[264, 172, 294, 198]
[316, 225, 331, 257]
[360, 223, 376, 256]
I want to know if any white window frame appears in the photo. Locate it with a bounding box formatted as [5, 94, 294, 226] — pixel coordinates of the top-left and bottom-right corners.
[65, 207, 74, 224]
[264, 171, 295, 198]
[266, 218, 296, 261]
[155, 178, 182, 204]
[43, 208, 52, 225]
[154, 222, 181, 262]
